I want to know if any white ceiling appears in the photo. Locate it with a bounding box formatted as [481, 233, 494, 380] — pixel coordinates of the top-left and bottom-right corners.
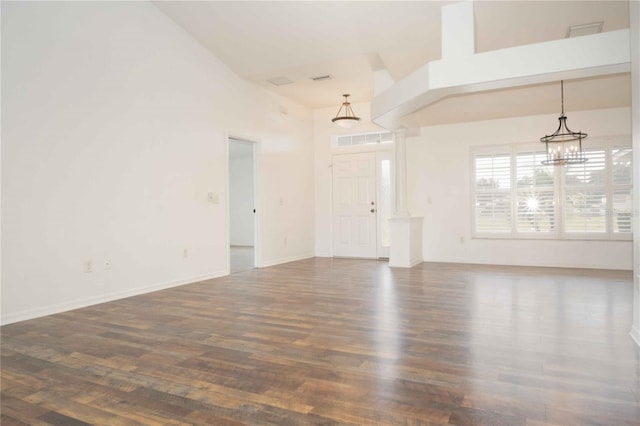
[154, 1, 631, 126]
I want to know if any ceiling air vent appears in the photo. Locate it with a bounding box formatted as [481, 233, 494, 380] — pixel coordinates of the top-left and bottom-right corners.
[266, 76, 294, 86]
[566, 21, 603, 38]
[311, 75, 332, 82]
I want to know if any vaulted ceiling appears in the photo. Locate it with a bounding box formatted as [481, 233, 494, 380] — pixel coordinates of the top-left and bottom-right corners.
[154, 1, 631, 126]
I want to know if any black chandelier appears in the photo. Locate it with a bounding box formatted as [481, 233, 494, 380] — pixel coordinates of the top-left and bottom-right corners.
[331, 94, 360, 128]
[540, 80, 588, 166]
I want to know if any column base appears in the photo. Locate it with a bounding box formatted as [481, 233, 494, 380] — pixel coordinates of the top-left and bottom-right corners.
[388, 217, 423, 268]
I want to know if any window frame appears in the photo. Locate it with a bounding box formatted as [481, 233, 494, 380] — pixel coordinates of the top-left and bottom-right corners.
[471, 136, 632, 241]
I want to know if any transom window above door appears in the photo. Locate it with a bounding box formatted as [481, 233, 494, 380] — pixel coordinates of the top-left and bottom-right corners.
[333, 131, 393, 147]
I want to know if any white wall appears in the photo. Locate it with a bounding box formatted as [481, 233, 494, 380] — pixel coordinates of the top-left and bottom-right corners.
[313, 101, 386, 256]
[1, 2, 314, 324]
[409, 107, 633, 270]
[229, 153, 254, 246]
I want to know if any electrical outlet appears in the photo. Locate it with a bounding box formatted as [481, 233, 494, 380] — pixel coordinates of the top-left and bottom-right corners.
[183, 248, 189, 259]
[84, 260, 93, 273]
[104, 260, 111, 270]
[284, 236, 287, 245]
[460, 236, 464, 244]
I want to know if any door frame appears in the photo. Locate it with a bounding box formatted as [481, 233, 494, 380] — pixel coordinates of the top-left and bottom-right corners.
[226, 135, 260, 273]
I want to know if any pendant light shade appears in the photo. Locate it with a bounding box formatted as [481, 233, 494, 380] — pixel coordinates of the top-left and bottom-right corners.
[331, 94, 360, 128]
[540, 81, 588, 166]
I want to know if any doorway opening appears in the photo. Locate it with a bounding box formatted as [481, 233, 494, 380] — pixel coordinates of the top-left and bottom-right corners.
[228, 138, 256, 273]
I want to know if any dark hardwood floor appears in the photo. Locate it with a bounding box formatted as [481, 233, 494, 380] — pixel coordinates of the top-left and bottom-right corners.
[2, 259, 639, 425]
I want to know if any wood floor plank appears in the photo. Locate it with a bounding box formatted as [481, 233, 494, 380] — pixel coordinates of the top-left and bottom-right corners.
[2, 259, 638, 424]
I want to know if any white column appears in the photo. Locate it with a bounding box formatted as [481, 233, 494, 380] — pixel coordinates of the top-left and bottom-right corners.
[389, 129, 423, 268]
[394, 129, 409, 217]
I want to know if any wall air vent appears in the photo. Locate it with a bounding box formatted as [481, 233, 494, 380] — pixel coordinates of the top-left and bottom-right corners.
[311, 75, 332, 82]
[266, 76, 294, 86]
[566, 21, 603, 38]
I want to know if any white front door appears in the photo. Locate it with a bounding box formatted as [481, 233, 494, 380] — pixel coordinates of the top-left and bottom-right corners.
[332, 152, 377, 258]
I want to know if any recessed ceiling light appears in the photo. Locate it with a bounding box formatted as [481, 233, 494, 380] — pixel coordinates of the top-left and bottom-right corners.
[566, 21, 603, 38]
[266, 76, 294, 86]
[311, 75, 332, 82]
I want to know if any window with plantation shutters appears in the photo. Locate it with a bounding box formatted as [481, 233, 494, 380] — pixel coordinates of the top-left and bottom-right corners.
[564, 149, 607, 233]
[472, 138, 632, 240]
[611, 147, 633, 233]
[474, 154, 511, 233]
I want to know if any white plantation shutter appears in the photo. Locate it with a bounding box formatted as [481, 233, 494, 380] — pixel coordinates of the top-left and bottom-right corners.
[564, 149, 607, 233]
[516, 152, 555, 233]
[474, 154, 511, 233]
[611, 147, 633, 233]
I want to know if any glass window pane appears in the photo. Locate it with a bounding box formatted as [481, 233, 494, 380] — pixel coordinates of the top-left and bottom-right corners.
[352, 134, 366, 145]
[380, 160, 391, 246]
[475, 191, 511, 233]
[613, 189, 633, 233]
[380, 132, 393, 143]
[516, 190, 555, 232]
[337, 136, 351, 146]
[564, 190, 606, 233]
[475, 154, 510, 190]
[517, 152, 553, 188]
[612, 147, 632, 185]
[565, 149, 606, 185]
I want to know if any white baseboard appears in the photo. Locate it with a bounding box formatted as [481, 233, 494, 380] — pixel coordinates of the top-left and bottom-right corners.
[259, 253, 315, 268]
[422, 257, 632, 271]
[1, 270, 227, 326]
[631, 325, 640, 348]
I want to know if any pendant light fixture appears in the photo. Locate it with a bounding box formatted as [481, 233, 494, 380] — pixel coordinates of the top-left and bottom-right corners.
[331, 94, 360, 128]
[540, 80, 588, 165]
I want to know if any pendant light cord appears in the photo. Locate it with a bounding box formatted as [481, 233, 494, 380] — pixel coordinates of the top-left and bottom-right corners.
[561, 80, 564, 116]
